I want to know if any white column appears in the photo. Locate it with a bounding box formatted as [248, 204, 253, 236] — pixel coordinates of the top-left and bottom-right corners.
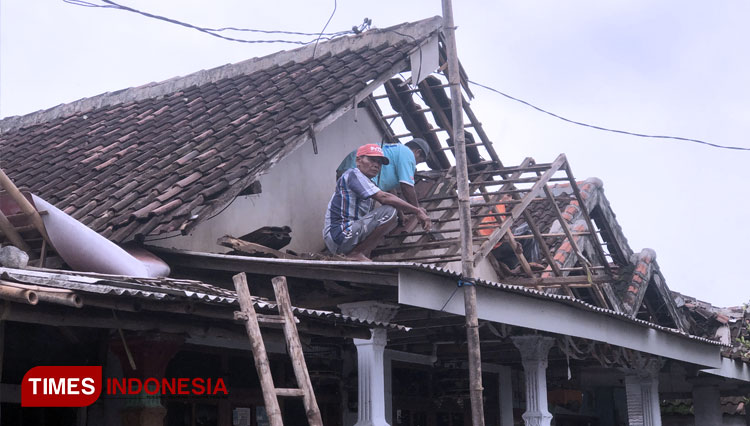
[623, 359, 662, 426]
[352, 329, 389, 426]
[339, 302, 398, 426]
[512, 335, 555, 426]
[690, 378, 721, 426]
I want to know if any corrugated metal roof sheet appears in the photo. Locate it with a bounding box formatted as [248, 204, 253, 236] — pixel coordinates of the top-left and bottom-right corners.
[149, 250, 723, 346]
[0, 266, 408, 331]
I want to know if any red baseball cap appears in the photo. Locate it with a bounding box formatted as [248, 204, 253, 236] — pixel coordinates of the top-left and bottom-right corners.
[356, 144, 390, 165]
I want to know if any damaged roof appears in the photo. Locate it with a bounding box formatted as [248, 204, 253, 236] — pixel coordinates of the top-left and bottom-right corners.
[149, 247, 723, 347]
[0, 17, 441, 243]
[0, 266, 408, 331]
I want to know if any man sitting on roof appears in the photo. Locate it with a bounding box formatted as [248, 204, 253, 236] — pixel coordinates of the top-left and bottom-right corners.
[324, 144, 431, 262]
[335, 138, 431, 208]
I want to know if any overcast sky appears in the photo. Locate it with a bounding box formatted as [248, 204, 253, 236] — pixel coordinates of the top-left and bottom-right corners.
[2, 1, 749, 307]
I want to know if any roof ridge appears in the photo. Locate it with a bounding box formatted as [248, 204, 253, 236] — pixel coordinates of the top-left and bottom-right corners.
[0, 16, 442, 133]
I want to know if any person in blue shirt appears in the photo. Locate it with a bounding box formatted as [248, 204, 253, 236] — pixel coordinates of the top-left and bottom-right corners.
[325, 144, 431, 261]
[335, 138, 431, 209]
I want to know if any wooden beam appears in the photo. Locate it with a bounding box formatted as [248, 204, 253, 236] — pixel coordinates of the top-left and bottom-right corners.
[472, 154, 567, 265]
[0, 170, 50, 243]
[217, 235, 297, 259]
[151, 248, 398, 286]
[0, 209, 31, 253]
[435, 158, 534, 265]
[501, 274, 613, 287]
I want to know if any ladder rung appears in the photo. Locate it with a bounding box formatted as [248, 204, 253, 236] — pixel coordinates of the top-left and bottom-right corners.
[234, 311, 299, 324]
[276, 388, 306, 397]
[257, 313, 287, 324]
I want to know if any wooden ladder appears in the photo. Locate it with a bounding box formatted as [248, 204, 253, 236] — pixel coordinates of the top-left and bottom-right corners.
[232, 273, 323, 426]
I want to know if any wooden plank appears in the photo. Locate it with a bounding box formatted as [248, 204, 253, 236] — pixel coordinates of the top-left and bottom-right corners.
[233, 311, 289, 325]
[438, 158, 534, 265]
[505, 232, 535, 278]
[467, 162, 554, 176]
[468, 176, 570, 186]
[472, 154, 567, 265]
[272, 276, 323, 426]
[502, 274, 613, 286]
[276, 388, 306, 397]
[398, 175, 459, 259]
[0, 209, 31, 253]
[232, 273, 283, 426]
[153, 250, 398, 286]
[218, 235, 297, 259]
[0, 171, 50, 243]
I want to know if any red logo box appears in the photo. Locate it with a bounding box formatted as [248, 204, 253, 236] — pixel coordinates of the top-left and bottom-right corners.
[22, 366, 102, 407]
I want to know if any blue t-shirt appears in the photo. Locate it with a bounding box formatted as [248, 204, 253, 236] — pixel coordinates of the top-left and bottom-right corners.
[323, 168, 381, 244]
[335, 143, 416, 192]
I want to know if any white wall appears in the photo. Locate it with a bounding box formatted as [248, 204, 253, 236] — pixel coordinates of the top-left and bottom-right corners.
[152, 107, 382, 253]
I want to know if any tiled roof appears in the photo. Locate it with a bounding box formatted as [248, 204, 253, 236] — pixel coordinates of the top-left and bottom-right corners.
[0, 17, 441, 243]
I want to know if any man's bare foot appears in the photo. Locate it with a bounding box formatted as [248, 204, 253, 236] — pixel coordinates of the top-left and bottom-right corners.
[344, 252, 372, 262]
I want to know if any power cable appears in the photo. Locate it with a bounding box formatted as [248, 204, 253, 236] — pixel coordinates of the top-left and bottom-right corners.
[312, 0, 337, 58]
[63, 0, 357, 45]
[469, 79, 750, 152]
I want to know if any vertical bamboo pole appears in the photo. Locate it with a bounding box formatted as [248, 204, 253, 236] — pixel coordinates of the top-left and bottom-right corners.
[440, 1, 486, 425]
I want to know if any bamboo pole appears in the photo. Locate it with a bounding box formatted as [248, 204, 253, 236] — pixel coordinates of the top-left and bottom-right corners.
[0, 285, 38, 305]
[0, 169, 49, 242]
[441, 1, 485, 424]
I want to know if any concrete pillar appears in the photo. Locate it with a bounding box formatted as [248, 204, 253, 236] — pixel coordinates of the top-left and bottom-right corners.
[623, 359, 662, 426]
[512, 335, 556, 426]
[339, 302, 398, 426]
[689, 377, 721, 426]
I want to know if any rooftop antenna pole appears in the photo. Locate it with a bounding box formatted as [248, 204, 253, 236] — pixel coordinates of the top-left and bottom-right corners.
[441, 1, 486, 425]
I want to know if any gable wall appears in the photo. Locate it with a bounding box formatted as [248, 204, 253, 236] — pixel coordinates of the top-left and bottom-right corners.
[151, 107, 382, 253]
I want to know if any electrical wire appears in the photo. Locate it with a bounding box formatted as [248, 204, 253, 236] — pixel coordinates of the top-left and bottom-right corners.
[468, 79, 750, 152]
[63, 0, 356, 45]
[312, 0, 337, 58]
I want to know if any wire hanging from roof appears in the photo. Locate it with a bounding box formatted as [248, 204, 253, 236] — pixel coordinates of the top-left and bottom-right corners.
[62, 0, 368, 45]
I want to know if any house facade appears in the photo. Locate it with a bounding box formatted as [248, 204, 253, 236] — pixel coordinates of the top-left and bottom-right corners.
[0, 15, 748, 426]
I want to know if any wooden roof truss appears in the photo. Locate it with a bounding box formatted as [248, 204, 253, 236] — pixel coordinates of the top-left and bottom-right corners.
[372, 154, 622, 311]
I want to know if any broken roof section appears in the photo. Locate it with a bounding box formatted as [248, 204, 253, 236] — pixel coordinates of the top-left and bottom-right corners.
[0, 17, 443, 243]
[370, 155, 690, 332]
[0, 266, 407, 334]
